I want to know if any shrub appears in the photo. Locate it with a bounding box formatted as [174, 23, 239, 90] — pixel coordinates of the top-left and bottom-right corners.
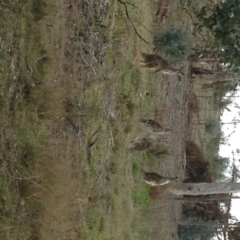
[153, 26, 189, 64]
[205, 119, 219, 135]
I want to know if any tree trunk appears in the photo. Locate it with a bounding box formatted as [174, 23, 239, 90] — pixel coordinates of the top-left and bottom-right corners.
[191, 67, 233, 78]
[170, 195, 240, 202]
[167, 183, 240, 196]
[191, 67, 216, 75]
[187, 52, 225, 63]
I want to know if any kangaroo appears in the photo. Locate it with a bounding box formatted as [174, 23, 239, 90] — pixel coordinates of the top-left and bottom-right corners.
[127, 133, 168, 151]
[139, 118, 172, 134]
[127, 136, 153, 151]
[155, 3, 171, 23]
[140, 52, 184, 75]
[141, 169, 177, 186]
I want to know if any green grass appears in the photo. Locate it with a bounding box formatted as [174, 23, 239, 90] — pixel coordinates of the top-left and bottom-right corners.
[132, 159, 141, 175]
[133, 185, 151, 206]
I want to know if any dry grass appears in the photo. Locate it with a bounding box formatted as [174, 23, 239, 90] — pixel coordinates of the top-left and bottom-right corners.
[0, 0, 202, 239]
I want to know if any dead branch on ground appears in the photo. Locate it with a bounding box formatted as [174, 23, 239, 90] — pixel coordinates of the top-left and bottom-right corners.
[117, 0, 150, 44]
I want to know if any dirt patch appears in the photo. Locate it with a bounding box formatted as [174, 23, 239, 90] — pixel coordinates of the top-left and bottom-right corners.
[36, 133, 83, 239]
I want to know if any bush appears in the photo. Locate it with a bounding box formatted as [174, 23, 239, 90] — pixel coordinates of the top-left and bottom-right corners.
[153, 26, 189, 64]
[211, 155, 230, 181]
[178, 223, 215, 240]
[205, 119, 219, 135]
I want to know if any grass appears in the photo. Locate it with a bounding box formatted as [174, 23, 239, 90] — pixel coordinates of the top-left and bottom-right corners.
[132, 159, 141, 175]
[133, 185, 151, 206]
[0, 0, 193, 239]
[31, 0, 47, 21]
[78, 1, 168, 238]
[122, 61, 134, 96]
[0, 1, 54, 239]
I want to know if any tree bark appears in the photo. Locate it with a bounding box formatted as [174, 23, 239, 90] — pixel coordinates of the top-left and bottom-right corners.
[187, 52, 225, 63]
[191, 67, 233, 78]
[167, 183, 240, 196]
[170, 195, 240, 202]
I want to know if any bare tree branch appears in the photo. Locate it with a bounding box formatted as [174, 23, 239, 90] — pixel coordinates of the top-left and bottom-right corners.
[117, 0, 150, 44]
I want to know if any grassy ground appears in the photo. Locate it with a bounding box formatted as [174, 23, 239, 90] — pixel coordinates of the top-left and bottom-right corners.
[0, 0, 197, 239]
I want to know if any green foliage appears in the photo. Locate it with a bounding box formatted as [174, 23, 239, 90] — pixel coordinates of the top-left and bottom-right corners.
[196, 1, 240, 69]
[211, 155, 230, 181]
[208, 130, 228, 146]
[178, 223, 215, 240]
[153, 26, 189, 64]
[205, 119, 219, 135]
[219, 130, 228, 145]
